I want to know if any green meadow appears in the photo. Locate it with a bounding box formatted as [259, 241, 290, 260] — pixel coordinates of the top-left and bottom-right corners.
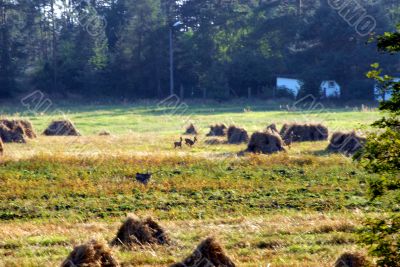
[0, 101, 391, 266]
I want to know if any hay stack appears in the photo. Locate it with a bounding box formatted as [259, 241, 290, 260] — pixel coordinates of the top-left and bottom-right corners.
[0, 119, 36, 139]
[0, 121, 27, 143]
[334, 252, 370, 267]
[0, 137, 3, 156]
[18, 120, 36, 138]
[227, 126, 249, 144]
[185, 123, 198, 135]
[61, 240, 119, 267]
[207, 124, 227, 137]
[43, 120, 80, 136]
[246, 131, 285, 154]
[111, 216, 169, 247]
[171, 237, 236, 267]
[266, 123, 279, 134]
[327, 131, 366, 156]
[280, 123, 328, 143]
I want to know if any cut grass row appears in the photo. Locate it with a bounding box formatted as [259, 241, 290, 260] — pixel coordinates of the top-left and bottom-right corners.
[0, 211, 372, 266]
[1, 149, 395, 222]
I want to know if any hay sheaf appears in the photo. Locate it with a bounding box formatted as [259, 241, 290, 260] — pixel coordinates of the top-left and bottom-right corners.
[171, 237, 236, 267]
[327, 131, 366, 156]
[61, 240, 119, 267]
[227, 126, 249, 144]
[334, 252, 371, 267]
[0, 120, 27, 143]
[43, 120, 81, 136]
[207, 124, 227, 137]
[111, 216, 169, 247]
[0, 137, 3, 156]
[0, 119, 37, 139]
[266, 123, 279, 134]
[246, 131, 285, 154]
[280, 123, 328, 143]
[18, 120, 37, 138]
[185, 124, 198, 135]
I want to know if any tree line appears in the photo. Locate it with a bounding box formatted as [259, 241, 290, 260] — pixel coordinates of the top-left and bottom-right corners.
[0, 0, 399, 100]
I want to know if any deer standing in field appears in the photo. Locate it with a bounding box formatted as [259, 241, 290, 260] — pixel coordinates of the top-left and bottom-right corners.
[174, 137, 183, 149]
[185, 136, 198, 147]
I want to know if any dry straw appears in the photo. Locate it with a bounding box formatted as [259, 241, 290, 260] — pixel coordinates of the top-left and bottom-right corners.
[0, 119, 36, 143]
[246, 131, 286, 154]
[207, 124, 227, 137]
[185, 123, 198, 135]
[61, 240, 119, 267]
[171, 237, 236, 267]
[266, 123, 279, 134]
[111, 216, 169, 247]
[334, 252, 371, 267]
[0, 136, 3, 156]
[43, 120, 81, 136]
[327, 131, 366, 156]
[280, 123, 329, 143]
[227, 126, 249, 144]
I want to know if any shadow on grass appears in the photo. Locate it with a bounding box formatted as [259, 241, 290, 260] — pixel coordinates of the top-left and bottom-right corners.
[309, 149, 331, 157]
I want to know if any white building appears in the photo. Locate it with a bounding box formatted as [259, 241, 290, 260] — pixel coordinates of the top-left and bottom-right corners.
[276, 77, 302, 97]
[375, 78, 399, 101]
[320, 80, 341, 98]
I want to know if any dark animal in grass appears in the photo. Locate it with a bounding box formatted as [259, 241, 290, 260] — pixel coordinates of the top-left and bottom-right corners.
[43, 120, 81, 136]
[174, 137, 183, 149]
[136, 173, 152, 185]
[334, 252, 371, 267]
[61, 240, 119, 267]
[171, 237, 236, 267]
[111, 216, 169, 247]
[246, 131, 286, 154]
[185, 137, 198, 147]
[280, 123, 328, 143]
[185, 123, 198, 135]
[327, 131, 366, 156]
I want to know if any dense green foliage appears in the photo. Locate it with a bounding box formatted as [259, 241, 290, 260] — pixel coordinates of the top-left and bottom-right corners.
[0, 0, 399, 100]
[359, 24, 400, 267]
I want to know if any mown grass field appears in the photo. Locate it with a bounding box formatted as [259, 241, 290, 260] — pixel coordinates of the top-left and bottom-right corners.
[0, 100, 394, 266]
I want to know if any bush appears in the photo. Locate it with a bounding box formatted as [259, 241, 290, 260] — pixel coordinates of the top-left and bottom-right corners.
[357, 25, 400, 267]
[359, 215, 400, 267]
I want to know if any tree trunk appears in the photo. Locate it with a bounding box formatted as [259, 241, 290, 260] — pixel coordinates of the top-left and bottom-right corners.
[248, 87, 252, 99]
[180, 84, 184, 100]
[50, 0, 57, 92]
